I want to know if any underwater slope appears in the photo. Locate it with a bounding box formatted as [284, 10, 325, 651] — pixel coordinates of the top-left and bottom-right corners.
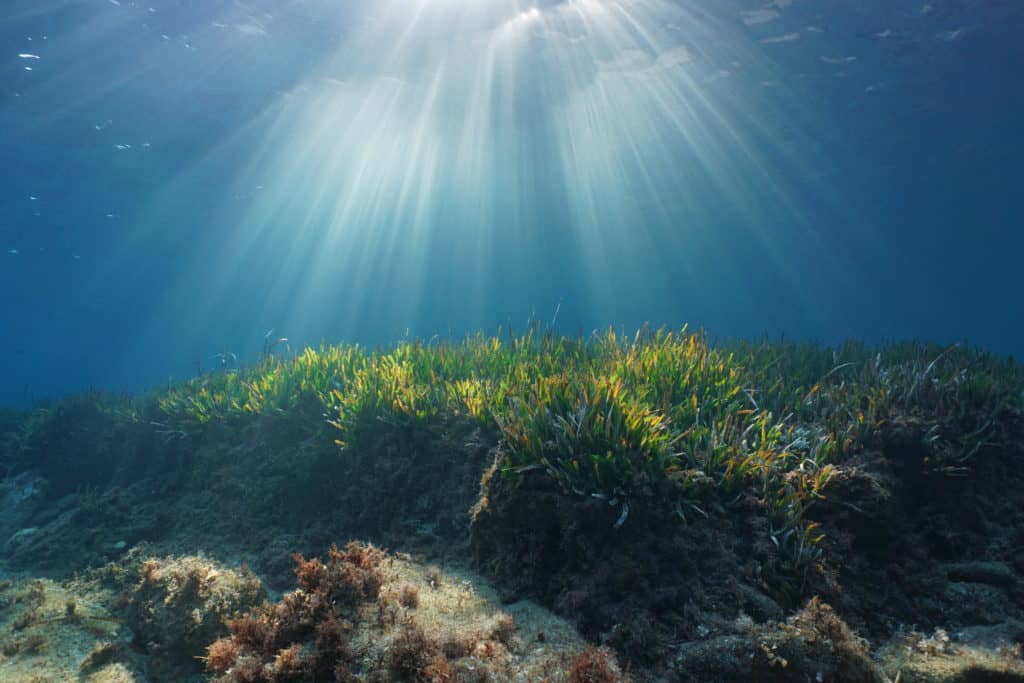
[1, 328, 1023, 681]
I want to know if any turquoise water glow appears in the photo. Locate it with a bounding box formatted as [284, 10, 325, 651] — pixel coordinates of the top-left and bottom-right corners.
[1, 0, 1021, 403]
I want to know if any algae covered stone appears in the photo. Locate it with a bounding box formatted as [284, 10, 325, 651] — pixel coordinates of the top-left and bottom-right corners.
[125, 555, 264, 665]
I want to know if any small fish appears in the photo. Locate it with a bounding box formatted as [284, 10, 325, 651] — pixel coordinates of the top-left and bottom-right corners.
[821, 55, 857, 64]
[8, 249, 19, 255]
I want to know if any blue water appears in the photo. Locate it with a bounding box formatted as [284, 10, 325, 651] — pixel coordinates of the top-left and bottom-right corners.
[1, 0, 1021, 406]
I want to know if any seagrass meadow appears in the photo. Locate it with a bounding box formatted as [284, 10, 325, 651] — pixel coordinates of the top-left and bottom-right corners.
[1, 327, 1023, 682]
[4, 0, 1023, 678]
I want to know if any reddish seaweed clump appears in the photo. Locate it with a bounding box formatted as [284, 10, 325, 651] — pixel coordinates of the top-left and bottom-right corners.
[568, 647, 625, 683]
[205, 542, 384, 682]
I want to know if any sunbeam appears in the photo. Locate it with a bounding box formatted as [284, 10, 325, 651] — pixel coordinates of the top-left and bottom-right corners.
[5, 0, 1018, 403]
[3, 2, 1024, 678]
[112, 0, 856, 354]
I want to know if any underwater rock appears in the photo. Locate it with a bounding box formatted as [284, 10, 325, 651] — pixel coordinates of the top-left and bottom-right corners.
[954, 620, 1024, 650]
[0, 575, 133, 682]
[671, 598, 887, 683]
[943, 582, 1014, 626]
[875, 626, 1024, 682]
[944, 562, 1018, 587]
[78, 640, 149, 682]
[737, 582, 786, 623]
[470, 465, 750, 667]
[671, 634, 764, 681]
[82, 662, 139, 683]
[124, 555, 264, 670]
